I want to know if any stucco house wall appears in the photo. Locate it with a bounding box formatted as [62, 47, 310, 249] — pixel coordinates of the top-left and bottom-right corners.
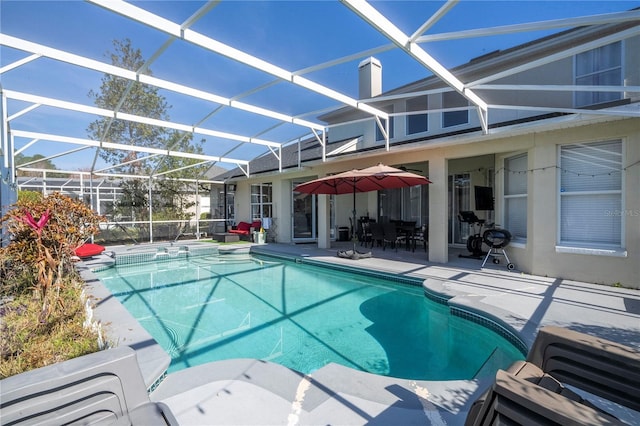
[236, 114, 638, 287]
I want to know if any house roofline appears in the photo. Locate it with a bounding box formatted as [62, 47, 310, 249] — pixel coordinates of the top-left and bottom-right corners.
[225, 101, 637, 181]
[319, 17, 640, 122]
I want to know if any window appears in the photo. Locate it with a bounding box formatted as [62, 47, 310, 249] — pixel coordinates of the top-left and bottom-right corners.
[559, 140, 622, 247]
[406, 97, 428, 135]
[575, 41, 622, 107]
[442, 91, 468, 128]
[375, 107, 394, 141]
[379, 185, 427, 225]
[250, 183, 272, 221]
[504, 153, 528, 242]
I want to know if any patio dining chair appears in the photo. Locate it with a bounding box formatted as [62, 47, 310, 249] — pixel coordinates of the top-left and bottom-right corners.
[398, 221, 417, 252]
[414, 224, 428, 252]
[369, 222, 384, 248]
[382, 223, 404, 251]
[358, 220, 373, 247]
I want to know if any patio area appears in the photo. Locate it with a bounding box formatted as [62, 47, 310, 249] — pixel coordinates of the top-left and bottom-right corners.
[75, 239, 639, 425]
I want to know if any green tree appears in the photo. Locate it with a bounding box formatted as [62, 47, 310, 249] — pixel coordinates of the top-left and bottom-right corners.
[86, 39, 207, 226]
[15, 154, 64, 177]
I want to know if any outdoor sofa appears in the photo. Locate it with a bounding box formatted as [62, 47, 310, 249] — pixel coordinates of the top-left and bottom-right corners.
[465, 326, 640, 425]
[228, 220, 262, 239]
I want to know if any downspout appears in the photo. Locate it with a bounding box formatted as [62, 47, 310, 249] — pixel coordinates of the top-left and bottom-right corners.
[148, 177, 153, 243]
[195, 180, 200, 239]
[223, 183, 228, 232]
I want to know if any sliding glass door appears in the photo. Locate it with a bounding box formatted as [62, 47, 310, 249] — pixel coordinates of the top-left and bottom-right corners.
[448, 173, 471, 245]
[292, 181, 335, 242]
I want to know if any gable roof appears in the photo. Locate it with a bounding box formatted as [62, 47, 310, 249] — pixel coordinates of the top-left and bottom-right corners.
[321, 17, 640, 123]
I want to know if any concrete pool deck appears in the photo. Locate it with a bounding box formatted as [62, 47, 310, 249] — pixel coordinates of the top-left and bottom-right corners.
[78, 240, 640, 425]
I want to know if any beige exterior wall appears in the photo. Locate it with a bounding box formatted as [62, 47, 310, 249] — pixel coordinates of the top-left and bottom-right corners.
[438, 118, 639, 287]
[524, 119, 639, 287]
[241, 116, 638, 287]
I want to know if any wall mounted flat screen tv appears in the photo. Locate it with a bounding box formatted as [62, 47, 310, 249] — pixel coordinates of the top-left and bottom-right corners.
[475, 186, 494, 210]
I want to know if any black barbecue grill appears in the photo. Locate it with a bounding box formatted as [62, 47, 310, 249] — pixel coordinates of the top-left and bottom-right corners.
[481, 228, 515, 270]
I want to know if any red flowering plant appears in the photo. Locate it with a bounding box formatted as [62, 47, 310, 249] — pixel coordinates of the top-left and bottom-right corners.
[18, 209, 51, 236]
[1, 192, 105, 321]
[18, 208, 57, 314]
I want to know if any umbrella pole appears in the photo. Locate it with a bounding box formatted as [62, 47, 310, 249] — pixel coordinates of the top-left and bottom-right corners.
[352, 188, 357, 252]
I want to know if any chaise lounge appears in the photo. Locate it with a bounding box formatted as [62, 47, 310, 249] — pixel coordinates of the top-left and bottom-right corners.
[465, 326, 640, 425]
[0, 346, 178, 425]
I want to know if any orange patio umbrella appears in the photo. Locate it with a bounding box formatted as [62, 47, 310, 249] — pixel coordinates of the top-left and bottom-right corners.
[294, 163, 431, 252]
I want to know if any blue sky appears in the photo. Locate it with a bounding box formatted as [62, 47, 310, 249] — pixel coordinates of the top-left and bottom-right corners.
[1, 0, 638, 172]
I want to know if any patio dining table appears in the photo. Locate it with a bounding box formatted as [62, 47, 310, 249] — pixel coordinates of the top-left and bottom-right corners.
[390, 220, 418, 252]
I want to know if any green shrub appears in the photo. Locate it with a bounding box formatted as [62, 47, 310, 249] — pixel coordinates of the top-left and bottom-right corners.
[0, 192, 105, 320]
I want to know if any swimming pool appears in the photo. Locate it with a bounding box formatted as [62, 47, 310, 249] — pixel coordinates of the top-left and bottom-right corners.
[95, 253, 523, 380]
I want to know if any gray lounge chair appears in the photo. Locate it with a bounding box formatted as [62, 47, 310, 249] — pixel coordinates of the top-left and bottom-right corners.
[0, 346, 177, 425]
[472, 369, 624, 425]
[465, 326, 640, 425]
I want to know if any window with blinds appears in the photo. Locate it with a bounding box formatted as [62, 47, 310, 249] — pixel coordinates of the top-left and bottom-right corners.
[559, 140, 622, 247]
[575, 41, 622, 107]
[504, 153, 528, 242]
[406, 96, 428, 135]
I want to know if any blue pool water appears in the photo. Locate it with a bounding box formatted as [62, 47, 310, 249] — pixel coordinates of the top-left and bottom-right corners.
[95, 254, 523, 380]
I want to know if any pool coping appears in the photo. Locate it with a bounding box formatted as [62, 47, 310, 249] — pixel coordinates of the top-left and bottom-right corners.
[78, 243, 500, 423]
[77, 242, 640, 424]
[77, 242, 251, 390]
[76, 261, 171, 390]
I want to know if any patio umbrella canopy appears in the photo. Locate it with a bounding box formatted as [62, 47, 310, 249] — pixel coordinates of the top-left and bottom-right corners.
[294, 163, 432, 253]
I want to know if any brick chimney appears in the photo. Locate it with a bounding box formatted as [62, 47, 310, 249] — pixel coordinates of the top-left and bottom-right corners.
[358, 57, 382, 99]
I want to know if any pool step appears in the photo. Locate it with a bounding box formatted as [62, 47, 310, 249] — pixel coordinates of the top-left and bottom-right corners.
[154, 246, 190, 260]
